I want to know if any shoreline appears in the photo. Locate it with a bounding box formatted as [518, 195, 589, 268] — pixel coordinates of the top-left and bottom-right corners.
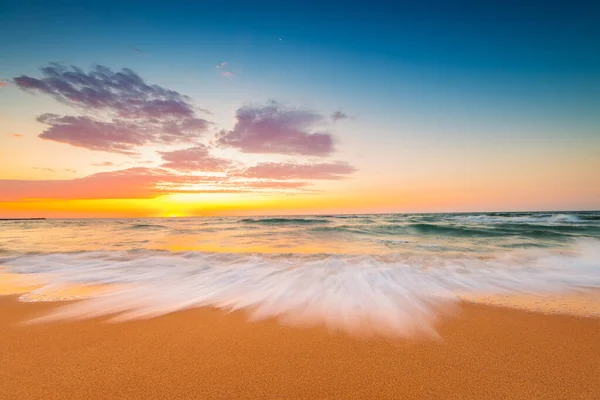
[1, 295, 599, 399]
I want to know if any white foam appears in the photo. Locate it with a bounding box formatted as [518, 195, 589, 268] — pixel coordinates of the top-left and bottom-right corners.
[453, 213, 583, 225]
[3, 239, 600, 337]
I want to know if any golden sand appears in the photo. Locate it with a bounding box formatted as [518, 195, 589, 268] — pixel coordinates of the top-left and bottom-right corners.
[0, 296, 599, 399]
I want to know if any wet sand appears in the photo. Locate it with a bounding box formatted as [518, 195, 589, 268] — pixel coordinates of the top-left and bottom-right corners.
[1, 296, 599, 399]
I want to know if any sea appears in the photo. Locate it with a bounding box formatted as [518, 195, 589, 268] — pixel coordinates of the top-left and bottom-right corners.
[1, 211, 599, 335]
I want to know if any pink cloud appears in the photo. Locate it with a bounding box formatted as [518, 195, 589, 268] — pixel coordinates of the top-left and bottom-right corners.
[215, 62, 227, 69]
[14, 65, 211, 153]
[36, 114, 208, 154]
[159, 145, 232, 172]
[239, 181, 309, 189]
[216, 102, 335, 156]
[0, 167, 311, 201]
[13, 65, 200, 119]
[235, 162, 356, 180]
[220, 71, 235, 79]
[0, 81, 8, 87]
[0, 168, 221, 200]
[10, 134, 24, 138]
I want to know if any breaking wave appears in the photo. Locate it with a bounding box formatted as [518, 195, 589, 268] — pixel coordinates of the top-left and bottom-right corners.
[2, 239, 599, 337]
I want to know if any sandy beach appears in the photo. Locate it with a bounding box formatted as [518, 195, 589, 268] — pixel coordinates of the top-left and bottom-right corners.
[1, 296, 598, 400]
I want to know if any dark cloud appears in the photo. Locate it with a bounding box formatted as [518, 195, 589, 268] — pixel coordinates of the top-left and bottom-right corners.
[331, 111, 349, 121]
[215, 102, 335, 156]
[14, 64, 211, 153]
[234, 162, 356, 180]
[159, 145, 232, 172]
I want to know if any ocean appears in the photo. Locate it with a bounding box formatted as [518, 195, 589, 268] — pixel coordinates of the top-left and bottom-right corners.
[1, 211, 599, 335]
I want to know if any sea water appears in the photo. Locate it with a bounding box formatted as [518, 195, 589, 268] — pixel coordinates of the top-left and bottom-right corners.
[1, 212, 599, 335]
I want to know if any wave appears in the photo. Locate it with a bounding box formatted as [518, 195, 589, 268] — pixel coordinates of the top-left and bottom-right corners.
[124, 224, 169, 230]
[312, 222, 594, 239]
[240, 218, 327, 225]
[3, 239, 600, 336]
[448, 213, 584, 225]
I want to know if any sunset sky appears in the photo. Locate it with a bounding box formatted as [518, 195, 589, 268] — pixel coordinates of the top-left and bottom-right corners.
[1, 0, 599, 217]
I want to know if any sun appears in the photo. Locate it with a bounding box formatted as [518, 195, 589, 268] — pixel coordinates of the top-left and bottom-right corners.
[161, 212, 186, 218]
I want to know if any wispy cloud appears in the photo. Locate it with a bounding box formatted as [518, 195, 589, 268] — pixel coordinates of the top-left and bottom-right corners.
[36, 113, 209, 154]
[10, 133, 23, 138]
[0, 168, 216, 200]
[216, 102, 335, 156]
[0, 167, 311, 201]
[216, 62, 235, 79]
[331, 110, 349, 122]
[7, 65, 359, 201]
[14, 64, 211, 153]
[159, 145, 232, 172]
[234, 161, 356, 180]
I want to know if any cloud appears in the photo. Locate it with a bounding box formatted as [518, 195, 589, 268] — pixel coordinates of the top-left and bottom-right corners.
[331, 111, 349, 122]
[239, 180, 309, 189]
[0, 81, 8, 87]
[32, 167, 55, 172]
[14, 64, 211, 153]
[36, 113, 208, 154]
[215, 102, 335, 156]
[10, 134, 23, 138]
[234, 161, 356, 180]
[14, 64, 199, 119]
[64, 169, 77, 173]
[91, 161, 115, 167]
[0, 168, 219, 200]
[0, 167, 310, 201]
[158, 145, 232, 172]
[215, 62, 235, 79]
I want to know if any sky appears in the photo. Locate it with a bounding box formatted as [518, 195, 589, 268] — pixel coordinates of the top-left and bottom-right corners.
[0, 0, 599, 217]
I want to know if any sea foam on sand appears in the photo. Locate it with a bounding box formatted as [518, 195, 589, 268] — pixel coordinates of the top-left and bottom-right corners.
[2, 239, 600, 337]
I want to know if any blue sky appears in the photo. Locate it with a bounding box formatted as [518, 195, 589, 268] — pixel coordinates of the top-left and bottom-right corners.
[1, 0, 599, 215]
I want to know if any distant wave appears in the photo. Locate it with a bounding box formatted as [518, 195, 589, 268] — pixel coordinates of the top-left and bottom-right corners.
[449, 213, 583, 225]
[124, 224, 169, 230]
[311, 222, 596, 239]
[408, 223, 505, 237]
[3, 239, 600, 337]
[241, 218, 328, 225]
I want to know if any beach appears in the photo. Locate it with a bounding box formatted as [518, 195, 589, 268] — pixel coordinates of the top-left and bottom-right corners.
[1, 296, 599, 400]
